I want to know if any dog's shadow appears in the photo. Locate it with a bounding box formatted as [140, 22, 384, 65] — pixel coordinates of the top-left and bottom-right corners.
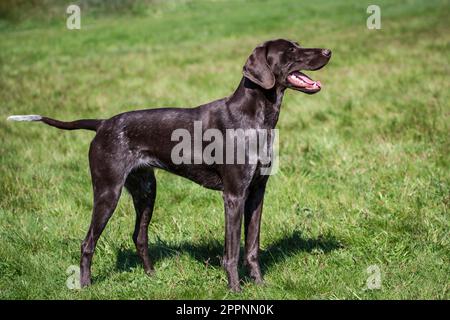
[116, 230, 343, 275]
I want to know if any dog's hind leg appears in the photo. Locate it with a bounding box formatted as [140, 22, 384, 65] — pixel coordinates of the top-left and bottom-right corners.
[80, 144, 127, 287]
[125, 167, 157, 275]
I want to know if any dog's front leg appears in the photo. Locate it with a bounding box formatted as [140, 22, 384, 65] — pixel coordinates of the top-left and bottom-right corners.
[222, 192, 246, 292]
[244, 182, 267, 284]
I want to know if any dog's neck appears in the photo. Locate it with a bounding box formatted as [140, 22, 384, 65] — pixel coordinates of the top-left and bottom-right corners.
[227, 77, 286, 129]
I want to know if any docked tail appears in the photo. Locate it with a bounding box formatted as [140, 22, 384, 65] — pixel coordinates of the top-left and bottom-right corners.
[7, 115, 101, 132]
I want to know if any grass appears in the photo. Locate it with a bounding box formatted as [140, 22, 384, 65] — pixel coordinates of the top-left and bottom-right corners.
[0, 0, 449, 299]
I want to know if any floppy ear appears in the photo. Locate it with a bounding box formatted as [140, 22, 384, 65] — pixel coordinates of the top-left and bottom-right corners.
[243, 44, 275, 90]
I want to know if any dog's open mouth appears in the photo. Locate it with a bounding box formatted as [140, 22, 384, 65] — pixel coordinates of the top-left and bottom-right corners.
[287, 71, 321, 93]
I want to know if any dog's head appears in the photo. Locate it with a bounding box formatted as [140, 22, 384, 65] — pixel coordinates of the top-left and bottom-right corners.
[243, 39, 331, 94]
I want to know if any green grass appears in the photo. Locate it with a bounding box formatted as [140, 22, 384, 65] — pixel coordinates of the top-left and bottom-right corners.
[0, 0, 449, 299]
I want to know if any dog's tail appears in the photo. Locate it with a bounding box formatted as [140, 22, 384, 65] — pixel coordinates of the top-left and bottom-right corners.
[7, 115, 101, 132]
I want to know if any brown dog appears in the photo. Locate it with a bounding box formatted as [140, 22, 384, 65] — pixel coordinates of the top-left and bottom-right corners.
[8, 39, 331, 291]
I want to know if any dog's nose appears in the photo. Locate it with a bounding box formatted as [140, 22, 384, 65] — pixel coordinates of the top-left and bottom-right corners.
[321, 49, 332, 57]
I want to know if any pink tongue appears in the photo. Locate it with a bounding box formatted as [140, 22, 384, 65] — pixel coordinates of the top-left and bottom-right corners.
[298, 74, 316, 85]
[298, 74, 322, 88]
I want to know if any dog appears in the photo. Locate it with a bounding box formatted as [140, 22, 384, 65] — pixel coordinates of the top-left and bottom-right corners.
[8, 39, 331, 292]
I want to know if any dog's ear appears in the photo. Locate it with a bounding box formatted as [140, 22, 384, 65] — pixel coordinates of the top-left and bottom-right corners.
[243, 44, 275, 90]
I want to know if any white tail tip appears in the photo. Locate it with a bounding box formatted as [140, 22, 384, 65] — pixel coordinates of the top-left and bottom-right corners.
[7, 115, 42, 122]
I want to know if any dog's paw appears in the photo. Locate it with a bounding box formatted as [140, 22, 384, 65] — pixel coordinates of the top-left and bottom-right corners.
[229, 284, 242, 293]
[145, 268, 156, 277]
[79, 278, 91, 288]
[253, 276, 265, 285]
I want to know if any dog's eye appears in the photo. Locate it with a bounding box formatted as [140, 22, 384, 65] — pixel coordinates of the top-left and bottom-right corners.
[289, 47, 296, 52]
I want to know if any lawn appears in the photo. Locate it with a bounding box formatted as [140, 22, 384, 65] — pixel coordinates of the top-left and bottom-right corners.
[0, 0, 448, 299]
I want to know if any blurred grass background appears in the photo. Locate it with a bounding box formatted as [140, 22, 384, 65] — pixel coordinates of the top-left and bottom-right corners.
[0, 0, 449, 299]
